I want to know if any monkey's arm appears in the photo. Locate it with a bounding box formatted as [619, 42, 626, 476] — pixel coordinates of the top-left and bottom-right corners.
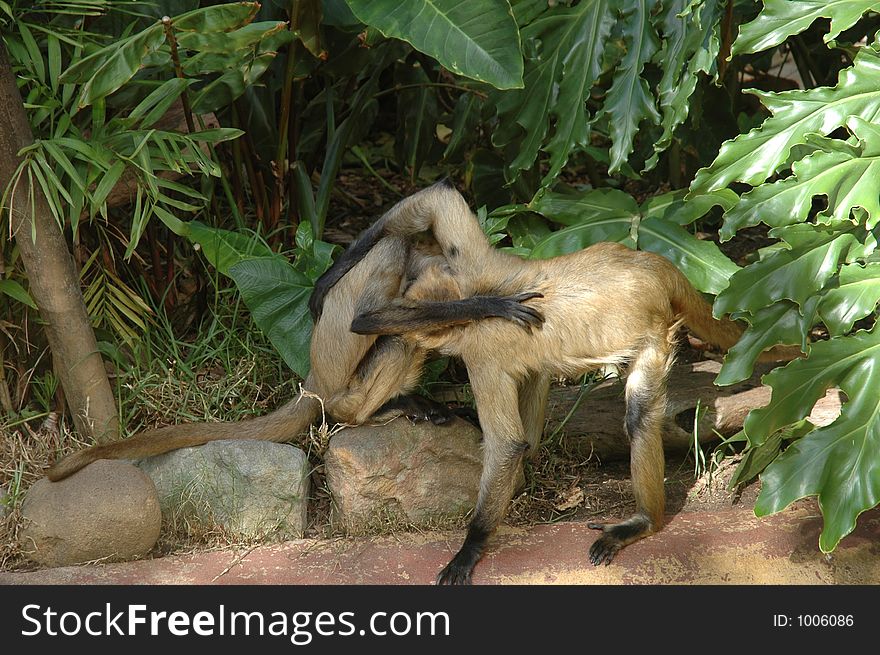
[351, 292, 544, 335]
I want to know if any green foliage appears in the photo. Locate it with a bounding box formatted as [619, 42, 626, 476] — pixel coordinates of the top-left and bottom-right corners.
[490, 0, 725, 185]
[688, 2, 880, 552]
[342, 0, 524, 89]
[732, 0, 880, 55]
[690, 43, 880, 194]
[524, 187, 738, 294]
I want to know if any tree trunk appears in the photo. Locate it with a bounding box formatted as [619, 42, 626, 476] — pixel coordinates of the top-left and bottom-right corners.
[0, 44, 118, 442]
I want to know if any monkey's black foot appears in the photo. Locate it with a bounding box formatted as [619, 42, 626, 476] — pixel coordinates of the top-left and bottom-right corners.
[452, 406, 481, 428]
[489, 292, 545, 331]
[587, 515, 653, 566]
[436, 551, 478, 585]
[371, 394, 456, 425]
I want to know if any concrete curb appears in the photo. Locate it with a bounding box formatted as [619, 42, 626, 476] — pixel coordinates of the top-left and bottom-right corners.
[2, 505, 878, 585]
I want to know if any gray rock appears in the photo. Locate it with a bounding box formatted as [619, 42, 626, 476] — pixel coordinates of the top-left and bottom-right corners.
[20, 460, 161, 567]
[0, 485, 10, 519]
[325, 417, 494, 529]
[136, 440, 310, 540]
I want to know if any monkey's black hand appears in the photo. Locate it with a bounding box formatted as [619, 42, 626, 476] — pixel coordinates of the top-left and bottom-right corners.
[490, 292, 545, 331]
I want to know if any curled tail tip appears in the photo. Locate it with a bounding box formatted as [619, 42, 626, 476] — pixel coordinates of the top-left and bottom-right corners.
[45, 452, 93, 482]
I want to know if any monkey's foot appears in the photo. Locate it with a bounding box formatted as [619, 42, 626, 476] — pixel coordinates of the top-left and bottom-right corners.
[371, 394, 459, 425]
[587, 514, 654, 566]
[436, 545, 482, 585]
[486, 292, 544, 331]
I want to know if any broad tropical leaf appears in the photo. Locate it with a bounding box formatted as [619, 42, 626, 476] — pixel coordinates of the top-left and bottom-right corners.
[526, 188, 737, 294]
[647, 0, 723, 169]
[714, 221, 875, 315]
[228, 258, 314, 378]
[733, 0, 880, 56]
[721, 118, 880, 239]
[342, 0, 524, 89]
[690, 43, 880, 194]
[751, 326, 880, 552]
[598, 0, 661, 174]
[493, 0, 616, 182]
[715, 300, 812, 386]
[818, 262, 880, 336]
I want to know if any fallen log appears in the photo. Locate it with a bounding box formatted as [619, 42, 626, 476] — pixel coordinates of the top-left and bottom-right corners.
[544, 360, 843, 460]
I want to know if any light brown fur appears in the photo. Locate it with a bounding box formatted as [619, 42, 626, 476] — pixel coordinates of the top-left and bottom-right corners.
[46, 233, 461, 482]
[339, 183, 801, 583]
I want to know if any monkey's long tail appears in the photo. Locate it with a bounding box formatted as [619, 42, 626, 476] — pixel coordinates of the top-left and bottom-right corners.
[46, 377, 323, 482]
[669, 273, 803, 361]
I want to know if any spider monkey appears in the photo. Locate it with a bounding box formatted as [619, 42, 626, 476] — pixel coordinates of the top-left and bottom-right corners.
[313, 180, 801, 585]
[46, 205, 541, 482]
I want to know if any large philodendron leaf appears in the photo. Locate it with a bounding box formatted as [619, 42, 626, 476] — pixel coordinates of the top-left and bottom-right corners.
[716, 300, 813, 386]
[493, 0, 617, 182]
[228, 258, 314, 379]
[714, 221, 874, 315]
[342, 0, 523, 89]
[722, 118, 880, 239]
[733, 0, 880, 56]
[526, 188, 738, 293]
[751, 326, 880, 552]
[690, 43, 880, 194]
[818, 262, 880, 336]
[598, 0, 661, 174]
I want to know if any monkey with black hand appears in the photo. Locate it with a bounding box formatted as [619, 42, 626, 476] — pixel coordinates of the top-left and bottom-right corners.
[315, 181, 801, 585]
[46, 209, 542, 481]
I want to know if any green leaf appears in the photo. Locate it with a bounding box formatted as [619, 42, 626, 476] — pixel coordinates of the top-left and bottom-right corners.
[598, 0, 661, 174]
[818, 262, 880, 336]
[176, 20, 287, 53]
[638, 215, 739, 295]
[646, 0, 723, 170]
[440, 93, 480, 164]
[171, 2, 261, 32]
[394, 61, 439, 180]
[190, 52, 277, 113]
[128, 77, 191, 128]
[493, 0, 616, 182]
[733, 0, 880, 56]
[186, 128, 245, 143]
[751, 325, 880, 552]
[228, 258, 314, 378]
[715, 221, 874, 315]
[0, 279, 37, 309]
[527, 187, 737, 293]
[541, 0, 617, 184]
[343, 0, 524, 89]
[731, 431, 784, 487]
[716, 300, 812, 386]
[64, 24, 166, 108]
[183, 221, 274, 276]
[528, 188, 638, 259]
[640, 188, 738, 226]
[722, 118, 880, 239]
[690, 44, 880, 194]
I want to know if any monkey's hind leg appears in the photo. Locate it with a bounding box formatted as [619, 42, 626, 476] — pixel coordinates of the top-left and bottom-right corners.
[588, 335, 672, 566]
[437, 368, 526, 585]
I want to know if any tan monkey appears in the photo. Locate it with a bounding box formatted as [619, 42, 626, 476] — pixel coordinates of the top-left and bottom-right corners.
[47, 209, 541, 482]
[316, 180, 801, 585]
